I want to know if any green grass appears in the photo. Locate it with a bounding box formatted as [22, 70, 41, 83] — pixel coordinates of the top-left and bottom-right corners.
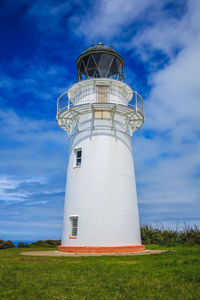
[0, 246, 200, 300]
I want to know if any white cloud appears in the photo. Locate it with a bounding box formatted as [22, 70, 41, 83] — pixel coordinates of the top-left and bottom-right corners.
[75, 0, 161, 41]
[0, 60, 71, 108]
[121, 0, 200, 226]
[130, 0, 200, 60]
[0, 177, 47, 202]
[0, 109, 67, 204]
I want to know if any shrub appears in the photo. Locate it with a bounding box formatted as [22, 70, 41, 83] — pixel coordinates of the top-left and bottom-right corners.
[17, 242, 30, 248]
[30, 240, 61, 247]
[141, 224, 200, 246]
[0, 240, 15, 249]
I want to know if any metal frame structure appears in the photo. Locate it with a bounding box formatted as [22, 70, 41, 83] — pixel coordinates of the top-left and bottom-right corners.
[57, 95, 144, 136]
[76, 45, 124, 81]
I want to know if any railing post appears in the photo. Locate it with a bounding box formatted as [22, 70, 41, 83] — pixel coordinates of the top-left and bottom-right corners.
[57, 97, 60, 116]
[136, 92, 138, 112]
[68, 93, 70, 110]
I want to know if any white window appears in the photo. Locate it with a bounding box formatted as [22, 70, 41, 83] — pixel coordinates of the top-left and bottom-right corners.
[70, 216, 78, 238]
[74, 148, 82, 167]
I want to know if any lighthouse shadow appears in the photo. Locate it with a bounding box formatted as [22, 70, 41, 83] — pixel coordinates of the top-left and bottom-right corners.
[68, 129, 133, 158]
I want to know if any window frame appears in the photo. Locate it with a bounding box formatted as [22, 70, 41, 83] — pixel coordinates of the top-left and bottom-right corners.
[74, 148, 82, 168]
[69, 216, 78, 239]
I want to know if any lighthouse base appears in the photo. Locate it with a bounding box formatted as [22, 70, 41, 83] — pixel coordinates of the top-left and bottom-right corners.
[58, 245, 145, 254]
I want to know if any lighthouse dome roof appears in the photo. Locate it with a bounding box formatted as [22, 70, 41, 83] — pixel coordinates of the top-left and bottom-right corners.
[83, 43, 118, 55]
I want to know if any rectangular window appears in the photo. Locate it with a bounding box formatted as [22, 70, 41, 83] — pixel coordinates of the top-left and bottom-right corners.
[98, 86, 107, 102]
[75, 148, 82, 167]
[70, 216, 78, 238]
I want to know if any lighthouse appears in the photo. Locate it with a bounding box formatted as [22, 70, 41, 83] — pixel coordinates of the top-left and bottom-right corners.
[57, 43, 145, 253]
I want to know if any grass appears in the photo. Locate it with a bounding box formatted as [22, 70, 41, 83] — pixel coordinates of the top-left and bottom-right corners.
[0, 246, 200, 299]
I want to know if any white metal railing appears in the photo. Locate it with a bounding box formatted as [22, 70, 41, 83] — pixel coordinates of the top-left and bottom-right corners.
[57, 89, 144, 117]
[57, 91, 73, 116]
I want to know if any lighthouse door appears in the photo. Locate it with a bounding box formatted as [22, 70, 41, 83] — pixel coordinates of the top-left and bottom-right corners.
[97, 86, 107, 102]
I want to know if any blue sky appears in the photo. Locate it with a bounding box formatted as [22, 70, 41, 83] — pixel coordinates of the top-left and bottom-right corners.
[0, 0, 200, 241]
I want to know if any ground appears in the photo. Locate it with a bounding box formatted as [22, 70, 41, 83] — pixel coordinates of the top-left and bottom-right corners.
[0, 245, 200, 299]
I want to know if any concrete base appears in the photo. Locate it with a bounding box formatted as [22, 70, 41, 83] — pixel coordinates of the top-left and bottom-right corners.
[58, 245, 145, 253]
[21, 249, 168, 257]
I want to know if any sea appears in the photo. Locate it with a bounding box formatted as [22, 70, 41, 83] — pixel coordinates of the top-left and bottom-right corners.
[12, 240, 36, 247]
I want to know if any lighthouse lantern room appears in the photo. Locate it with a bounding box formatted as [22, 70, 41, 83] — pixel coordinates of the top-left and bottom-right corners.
[57, 43, 145, 253]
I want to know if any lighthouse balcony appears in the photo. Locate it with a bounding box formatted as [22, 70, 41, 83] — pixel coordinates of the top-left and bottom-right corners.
[57, 79, 144, 115]
[57, 79, 144, 136]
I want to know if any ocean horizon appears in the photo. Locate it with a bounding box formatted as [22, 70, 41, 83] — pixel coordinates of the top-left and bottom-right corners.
[12, 240, 36, 247]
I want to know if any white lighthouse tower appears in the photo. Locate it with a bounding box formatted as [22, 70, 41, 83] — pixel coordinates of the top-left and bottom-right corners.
[57, 43, 145, 253]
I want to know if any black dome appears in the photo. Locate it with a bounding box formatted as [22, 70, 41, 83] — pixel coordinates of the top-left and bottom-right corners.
[83, 43, 118, 55]
[76, 43, 124, 81]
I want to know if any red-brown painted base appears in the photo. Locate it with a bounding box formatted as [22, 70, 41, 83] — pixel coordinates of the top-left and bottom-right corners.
[58, 245, 145, 253]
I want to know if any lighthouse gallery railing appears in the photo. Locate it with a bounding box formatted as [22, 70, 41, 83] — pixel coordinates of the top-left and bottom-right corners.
[57, 87, 144, 118]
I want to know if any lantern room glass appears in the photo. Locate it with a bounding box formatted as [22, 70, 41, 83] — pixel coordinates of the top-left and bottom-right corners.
[77, 52, 124, 81]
